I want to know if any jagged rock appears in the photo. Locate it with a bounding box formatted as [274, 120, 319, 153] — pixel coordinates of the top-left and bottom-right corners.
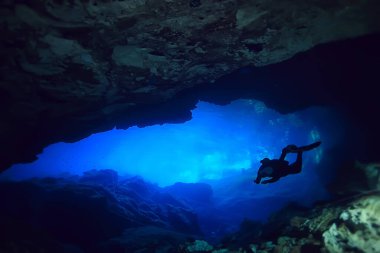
[0, 171, 202, 251]
[186, 240, 214, 252]
[1, 0, 380, 171]
[80, 169, 118, 188]
[214, 189, 380, 253]
[99, 226, 190, 253]
[323, 195, 380, 253]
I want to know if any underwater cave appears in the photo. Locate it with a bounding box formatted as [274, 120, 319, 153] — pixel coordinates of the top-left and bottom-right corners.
[1, 1, 380, 253]
[1, 99, 345, 238]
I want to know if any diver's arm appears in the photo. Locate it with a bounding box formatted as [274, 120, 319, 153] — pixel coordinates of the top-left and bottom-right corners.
[254, 174, 262, 184]
[261, 177, 280, 184]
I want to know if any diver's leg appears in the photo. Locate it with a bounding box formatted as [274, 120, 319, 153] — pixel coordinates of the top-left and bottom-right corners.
[279, 149, 287, 160]
[280, 144, 298, 160]
[289, 151, 303, 174]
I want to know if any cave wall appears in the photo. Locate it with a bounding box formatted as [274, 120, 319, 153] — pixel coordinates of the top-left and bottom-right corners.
[1, 0, 380, 171]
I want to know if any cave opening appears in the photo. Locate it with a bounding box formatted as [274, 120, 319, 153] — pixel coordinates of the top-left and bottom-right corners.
[1, 99, 348, 242]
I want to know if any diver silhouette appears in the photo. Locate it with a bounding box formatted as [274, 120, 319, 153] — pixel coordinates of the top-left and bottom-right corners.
[254, 141, 321, 184]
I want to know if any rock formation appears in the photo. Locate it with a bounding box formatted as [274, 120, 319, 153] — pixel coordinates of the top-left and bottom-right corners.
[202, 161, 380, 253]
[1, 0, 380, 171]
[1, 3, 380, 250]
[0, 170, 201, 252]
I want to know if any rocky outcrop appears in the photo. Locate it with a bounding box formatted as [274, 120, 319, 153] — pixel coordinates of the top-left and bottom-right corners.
[323, 196, 380, 253]
[0, 170, 202, 252]
[1, 166, 379, 253]
[1, 0, 380, 171]
[208, 194, 379, 253]
[210, 160, 380, 253]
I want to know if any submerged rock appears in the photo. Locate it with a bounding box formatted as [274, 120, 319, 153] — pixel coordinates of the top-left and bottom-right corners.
[1, 166, 379, 253]
[215, 181, 380, 253]
[0, 170, 202, 252]
[80, 169, 118, 188]
[186, 240, 214, 252]
[99, 226, 190, 253]
[323, 195, 380, 253]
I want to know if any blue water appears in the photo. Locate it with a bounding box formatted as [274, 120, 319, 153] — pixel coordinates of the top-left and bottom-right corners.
[2, 100, 340, 183]
[1, 99, 346, 228]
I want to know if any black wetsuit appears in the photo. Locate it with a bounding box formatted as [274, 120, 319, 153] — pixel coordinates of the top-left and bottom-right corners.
[254, 141, 321, 184]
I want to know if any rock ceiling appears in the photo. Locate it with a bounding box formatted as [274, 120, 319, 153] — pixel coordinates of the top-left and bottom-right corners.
[1, 0, 380, 170]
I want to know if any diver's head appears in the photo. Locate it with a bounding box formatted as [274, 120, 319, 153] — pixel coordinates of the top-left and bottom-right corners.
[258, 158, 273, 177]
[260, 158, 270, 165]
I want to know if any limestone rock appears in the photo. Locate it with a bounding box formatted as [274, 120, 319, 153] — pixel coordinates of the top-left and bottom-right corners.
[323, 195, 380, 253]
[1, 0, 380, 170]
[215, 190, 380, 253]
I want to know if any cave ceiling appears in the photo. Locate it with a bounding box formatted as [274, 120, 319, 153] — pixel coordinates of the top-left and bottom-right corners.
[1, 0, 380, 170]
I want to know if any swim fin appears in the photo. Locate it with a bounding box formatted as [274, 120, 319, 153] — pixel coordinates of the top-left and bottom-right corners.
[287, 141, 321, 153]
[299, 141, 321, 151]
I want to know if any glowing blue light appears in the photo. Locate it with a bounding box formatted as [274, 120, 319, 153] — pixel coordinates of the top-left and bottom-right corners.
[2, 100, 341, 189]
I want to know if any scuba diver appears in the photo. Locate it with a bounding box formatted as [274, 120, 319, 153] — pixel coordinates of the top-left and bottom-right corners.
[254, 141, 321, 184]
